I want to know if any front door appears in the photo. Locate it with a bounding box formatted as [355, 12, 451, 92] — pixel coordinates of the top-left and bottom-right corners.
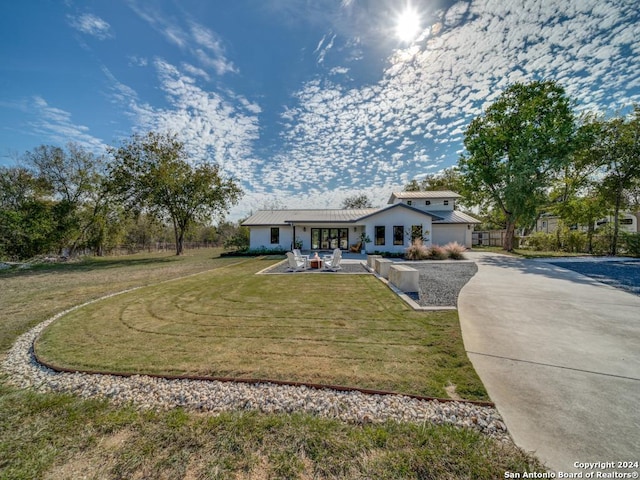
[310, 228, 349, 250]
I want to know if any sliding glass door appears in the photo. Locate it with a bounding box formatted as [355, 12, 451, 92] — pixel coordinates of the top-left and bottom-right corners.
[310, 228, 349, 250]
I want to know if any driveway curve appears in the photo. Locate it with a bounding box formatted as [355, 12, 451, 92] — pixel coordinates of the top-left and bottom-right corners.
[458, 252, 640, 474]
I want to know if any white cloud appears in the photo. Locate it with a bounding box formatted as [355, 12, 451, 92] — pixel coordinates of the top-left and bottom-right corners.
[126, 1, 237, 76]
[68, 13, 112, 40]
[28, 96, 106, 152]
[130, 60, 260, 185]
[258, 0, 640, 215]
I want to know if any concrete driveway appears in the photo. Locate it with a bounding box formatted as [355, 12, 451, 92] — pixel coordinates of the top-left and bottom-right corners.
[457, 252, 640, 474]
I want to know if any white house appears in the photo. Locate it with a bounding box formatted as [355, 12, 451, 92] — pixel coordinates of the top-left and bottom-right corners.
[241, 191, 480, 253]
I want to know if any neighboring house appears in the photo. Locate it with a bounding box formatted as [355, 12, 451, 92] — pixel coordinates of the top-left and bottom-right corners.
[535, 212, 639, 234]
[241, 191, 480, 252]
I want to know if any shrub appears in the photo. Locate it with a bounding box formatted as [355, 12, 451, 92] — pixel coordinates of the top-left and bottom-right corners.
[405, 238, 430, 260]
[562, 230, 587, 253]
[443, 241, 467, 260]
[620, 232, 640, 256]
[523, 231, 557, 251]
[427, 244, 449, 260]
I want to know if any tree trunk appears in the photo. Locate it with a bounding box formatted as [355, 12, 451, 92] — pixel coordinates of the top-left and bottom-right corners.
[503, 218, 517, 251]
[172, 218, 184, 256]
[586, 223, 594, 254]
[611, 191, 621, 256]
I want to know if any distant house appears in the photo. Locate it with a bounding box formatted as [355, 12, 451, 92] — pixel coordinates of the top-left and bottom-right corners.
[536, 212, 639, 234]
[241, 191, 480, 252]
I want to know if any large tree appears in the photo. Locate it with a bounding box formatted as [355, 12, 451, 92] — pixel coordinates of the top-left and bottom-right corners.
[341, 193, 373, 209]
[107, 132, 242, 255]
[458, 80, 576, 251]
[0, 167, 57, 259]
[24, 143, 108, 255]
[591, 106, 640, 254]
[404, 167, 463, 193]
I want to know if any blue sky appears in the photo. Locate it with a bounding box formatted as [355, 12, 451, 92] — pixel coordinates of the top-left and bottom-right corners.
[1, 0, 639, 220]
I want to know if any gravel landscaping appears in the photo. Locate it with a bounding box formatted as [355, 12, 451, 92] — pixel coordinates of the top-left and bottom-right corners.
[265, 257, 478, 307]
[2, 301, 508, 441]
[1, 256, 511, 441]
[407, 261, 478, 307]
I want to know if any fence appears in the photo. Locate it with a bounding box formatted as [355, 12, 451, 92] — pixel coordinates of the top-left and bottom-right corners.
[68, 242, 220, 257]
[472, 230, 507, 247]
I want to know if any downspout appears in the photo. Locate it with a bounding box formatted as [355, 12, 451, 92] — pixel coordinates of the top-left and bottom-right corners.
[290, 222, 295, 251]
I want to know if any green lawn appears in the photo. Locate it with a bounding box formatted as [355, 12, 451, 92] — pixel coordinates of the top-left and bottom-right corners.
[35, 257, 486, 400]
[1, 248, 545, 478]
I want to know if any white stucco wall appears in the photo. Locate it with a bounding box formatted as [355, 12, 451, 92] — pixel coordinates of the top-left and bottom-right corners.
[249, 226, 292, 250]
[361, 207, 434, 253]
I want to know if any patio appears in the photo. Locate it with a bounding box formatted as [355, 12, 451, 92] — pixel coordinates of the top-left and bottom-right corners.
[261, 253, 370, 274]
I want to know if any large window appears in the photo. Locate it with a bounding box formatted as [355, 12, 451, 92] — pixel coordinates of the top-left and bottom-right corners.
[375, 226, 385, 245]
[393, 226, 404, 245]
[270, 227, 279, 244]
[310, 228, 349, 250]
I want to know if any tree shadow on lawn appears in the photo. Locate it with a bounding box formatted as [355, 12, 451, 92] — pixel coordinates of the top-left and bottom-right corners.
[477, 254, 640, 295]
[0, 255, 187, 279]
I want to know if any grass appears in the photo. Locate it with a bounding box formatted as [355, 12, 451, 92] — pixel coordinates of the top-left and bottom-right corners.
[471, 245, 593, 258]
[0, 247, 546, 478]
[35, 257, 486, 400]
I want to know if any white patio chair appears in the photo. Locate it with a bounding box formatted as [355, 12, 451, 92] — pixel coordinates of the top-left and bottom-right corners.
[292, 249, 309, 268]
[286, 252, 307, 272]
[322, 248, 342, 271]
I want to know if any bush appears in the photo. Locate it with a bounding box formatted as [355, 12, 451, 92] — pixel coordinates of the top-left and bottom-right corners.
[562, 230, 587, 253]
[427, 244, 449, 260]
[523, 231, 558, 251]
[443, 242, 467, 259]
[405, 239, 430, 260]
[620, 232, 640, 256]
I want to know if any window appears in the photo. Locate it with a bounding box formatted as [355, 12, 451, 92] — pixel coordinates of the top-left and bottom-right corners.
[375, 226, 385, 245]
[270, 227, 279, 244]
[310, 228, 349, 250]
[425, 200, 431, 205]
[393, 226, 404, 245]
[444, 200, 449, 206]
[407, 200, 412, 206]
[411, 225, 423, 241]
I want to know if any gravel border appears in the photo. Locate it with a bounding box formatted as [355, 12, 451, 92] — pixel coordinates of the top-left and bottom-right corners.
[2, 278, 509, 441]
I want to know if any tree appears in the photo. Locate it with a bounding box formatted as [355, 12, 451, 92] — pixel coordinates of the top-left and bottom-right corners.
[24, 143, 108, 255]
[404, 167, 463, 192]
[544, 118, 608, 251]
[341, 193, 373, 209]
[0, 167, 57, 259]
[458, 80, 576, 251]
[590, 107, 640, 254]
[107, 132, 242, 255]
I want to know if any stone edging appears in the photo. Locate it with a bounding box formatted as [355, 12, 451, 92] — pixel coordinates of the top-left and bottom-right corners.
[2, 274, 510, 441]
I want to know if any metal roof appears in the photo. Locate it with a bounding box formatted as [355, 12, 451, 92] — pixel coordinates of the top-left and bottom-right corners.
[242, 204, 479, 226]
[242, 208, 379, 226]
[430, 210, 481, 224]
[388, 190, 462, 203]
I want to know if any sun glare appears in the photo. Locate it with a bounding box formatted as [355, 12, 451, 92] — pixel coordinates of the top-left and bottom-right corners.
[395, 6, 421, 43]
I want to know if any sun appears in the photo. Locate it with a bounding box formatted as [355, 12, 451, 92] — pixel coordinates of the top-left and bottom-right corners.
[395, 6, 421, 43]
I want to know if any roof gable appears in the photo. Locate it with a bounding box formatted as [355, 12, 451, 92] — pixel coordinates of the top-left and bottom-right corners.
[356, 203, 443, 222]
[388, 190, 462, 204]
[241, 204, 439, 226]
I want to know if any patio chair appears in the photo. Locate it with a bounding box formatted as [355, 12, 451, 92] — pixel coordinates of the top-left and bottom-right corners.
[322, 248, 342, 271]
[286, 252, 307, 272]
[292, 249, 309, 268]
[349, 242, 362, 253]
